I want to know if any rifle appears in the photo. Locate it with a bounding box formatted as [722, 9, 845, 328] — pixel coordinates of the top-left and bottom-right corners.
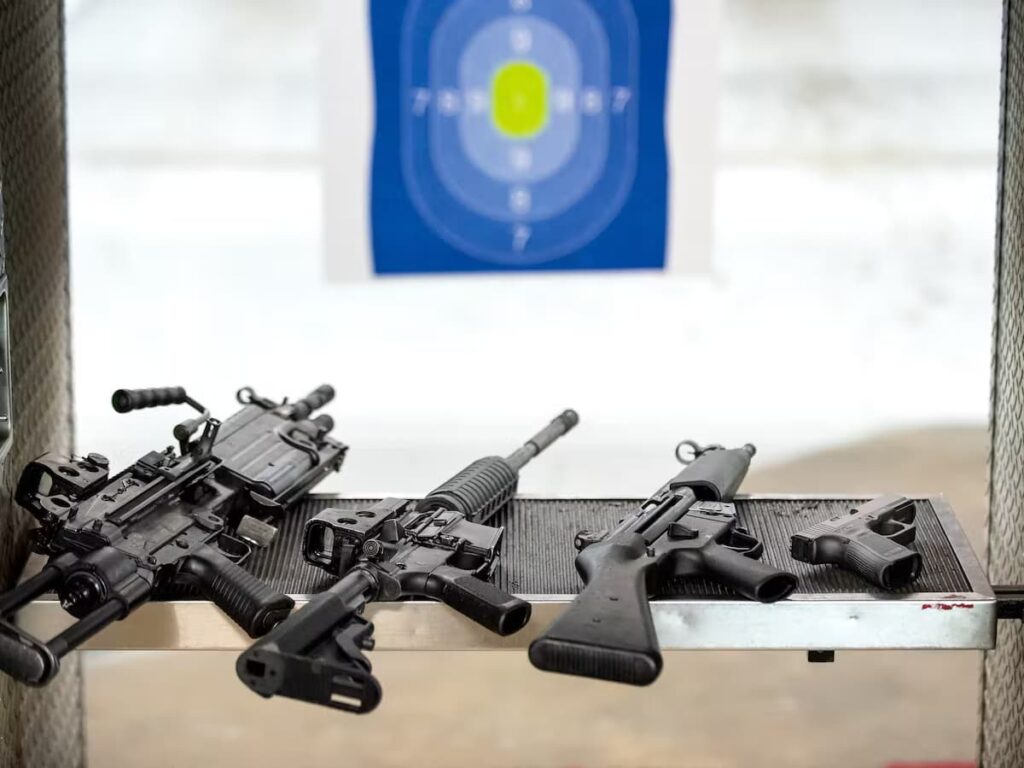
[529, 441, 797, 686]
[0, 384, 346, 686]
[237, 409, 579, 714]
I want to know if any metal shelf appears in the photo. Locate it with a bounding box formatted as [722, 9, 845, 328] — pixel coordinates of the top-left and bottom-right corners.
[16, 495, 995, 652]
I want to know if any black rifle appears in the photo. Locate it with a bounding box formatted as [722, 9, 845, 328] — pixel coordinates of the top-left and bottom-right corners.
[529, 441, 797, 686]
[0, 385, 346, 686]
[790, 495, 922, 589]
[237, 409, 579, 714]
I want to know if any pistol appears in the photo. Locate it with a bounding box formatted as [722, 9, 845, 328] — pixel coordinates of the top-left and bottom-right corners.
[790, 495, 922, 590]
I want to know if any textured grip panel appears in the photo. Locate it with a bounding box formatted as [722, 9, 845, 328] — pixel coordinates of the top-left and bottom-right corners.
[529, 638, 661, 686]
[420, 456, 519, 524]
[180, 546, 294, 637]
[439, 574, 531, 635]
[111, 387, 187, 413]
[843, 533, 922, 590]
[0, 631, 49, 686]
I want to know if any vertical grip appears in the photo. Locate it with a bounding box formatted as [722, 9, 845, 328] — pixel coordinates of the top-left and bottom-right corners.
[529, 536, 662, 685]
[699, 543, 797, 602]
[180, 545, 294, 637]
[110, 387, 188, 413]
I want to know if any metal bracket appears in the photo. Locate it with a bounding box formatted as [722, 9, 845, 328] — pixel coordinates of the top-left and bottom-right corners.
[994, 585, 1024, 620]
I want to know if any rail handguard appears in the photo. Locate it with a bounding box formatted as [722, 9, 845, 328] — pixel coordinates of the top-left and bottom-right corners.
[0, 385, 346, 686]
[237, 410, 579, 714]
[528, 442, 797, 686]
[790, 495, 922, 590]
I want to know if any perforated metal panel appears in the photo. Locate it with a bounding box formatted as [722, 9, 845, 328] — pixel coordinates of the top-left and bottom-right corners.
[981, 2, 1024, 766]
[0, 1, 82, 766]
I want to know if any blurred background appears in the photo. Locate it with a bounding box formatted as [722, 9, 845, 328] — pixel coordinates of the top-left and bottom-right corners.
[64, 0, 1001, 766]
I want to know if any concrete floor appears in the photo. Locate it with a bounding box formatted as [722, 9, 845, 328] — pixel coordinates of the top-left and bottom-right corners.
[84, 425, 990, 768]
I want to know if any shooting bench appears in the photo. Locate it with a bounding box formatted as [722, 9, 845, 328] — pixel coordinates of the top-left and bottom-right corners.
[17, 494, 997, 655]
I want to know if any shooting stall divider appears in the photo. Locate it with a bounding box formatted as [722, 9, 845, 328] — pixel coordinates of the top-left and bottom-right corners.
[980, 2, 1024, 766]
[0, 2, 83, 767]
[0, 2, 1022, 766]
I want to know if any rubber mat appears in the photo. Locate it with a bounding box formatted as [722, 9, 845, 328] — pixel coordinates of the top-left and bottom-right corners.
[241, 496, 971, 598]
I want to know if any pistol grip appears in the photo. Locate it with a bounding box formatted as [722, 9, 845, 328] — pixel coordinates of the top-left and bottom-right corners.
[696, 543, 797, 603]
[180, 545, 293, 637]
[430, 569, 531, 636]
[529, 536, 662, 686]
[842, 532, 922, 590]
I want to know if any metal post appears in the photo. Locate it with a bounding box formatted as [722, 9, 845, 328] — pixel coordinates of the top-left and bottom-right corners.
[981, 2, 1024, 765]
[0, 1, 82, 766]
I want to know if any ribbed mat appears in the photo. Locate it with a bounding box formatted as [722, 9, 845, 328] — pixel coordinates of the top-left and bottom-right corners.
[238, 497, 971, 597]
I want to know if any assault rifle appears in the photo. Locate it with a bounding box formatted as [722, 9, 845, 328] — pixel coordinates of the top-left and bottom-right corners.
[0, 385, 346, 686]
[529, 441, 797, 686]
[237, 409, 579, 713]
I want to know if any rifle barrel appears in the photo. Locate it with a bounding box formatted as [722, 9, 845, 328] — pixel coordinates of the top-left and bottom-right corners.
[504, 409, 579, 472]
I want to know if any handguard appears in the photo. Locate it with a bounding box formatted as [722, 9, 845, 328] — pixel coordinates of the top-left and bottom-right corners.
[790, 495, 922, 590]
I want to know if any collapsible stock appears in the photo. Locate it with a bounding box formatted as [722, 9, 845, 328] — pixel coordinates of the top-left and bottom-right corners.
[237, 569, 381, 714]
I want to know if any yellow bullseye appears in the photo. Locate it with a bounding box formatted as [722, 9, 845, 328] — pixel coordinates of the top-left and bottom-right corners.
[491, 60, 549, 138]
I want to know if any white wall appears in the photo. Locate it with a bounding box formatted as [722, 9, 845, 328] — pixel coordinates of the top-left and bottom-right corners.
[65, 0, 1001, 496]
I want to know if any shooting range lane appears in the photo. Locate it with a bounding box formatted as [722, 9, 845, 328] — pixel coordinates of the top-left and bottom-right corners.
[17, 495, 993, 653]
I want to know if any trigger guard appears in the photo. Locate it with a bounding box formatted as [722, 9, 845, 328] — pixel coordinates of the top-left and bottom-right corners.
[885, 520, 918, 546]
[721, 529, 764, 559]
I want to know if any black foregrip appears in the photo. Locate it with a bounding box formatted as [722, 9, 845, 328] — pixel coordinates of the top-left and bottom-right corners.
[0, 630, 52, 685]
[111, 387, 187, 413]
[669, 445, 755, 502]
[180, 546, 294, 637]
[420, 456, 519, 524]
[289, 384, 335, 421]
[435, 572, 531, 636]
[529, 536, 661, 685]
[700, 544, 797, 603]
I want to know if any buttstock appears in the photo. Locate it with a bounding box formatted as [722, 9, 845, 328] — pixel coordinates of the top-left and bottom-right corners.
[529, 536, 662, 685]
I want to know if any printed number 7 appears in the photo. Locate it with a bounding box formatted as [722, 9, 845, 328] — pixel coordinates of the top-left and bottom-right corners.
[612, 87, 632, 114]
[412, 88, 431, 116]
[513, 225, 531, 252]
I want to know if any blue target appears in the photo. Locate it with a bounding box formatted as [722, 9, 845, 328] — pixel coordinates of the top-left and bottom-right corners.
[369, 0, 670, 273]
